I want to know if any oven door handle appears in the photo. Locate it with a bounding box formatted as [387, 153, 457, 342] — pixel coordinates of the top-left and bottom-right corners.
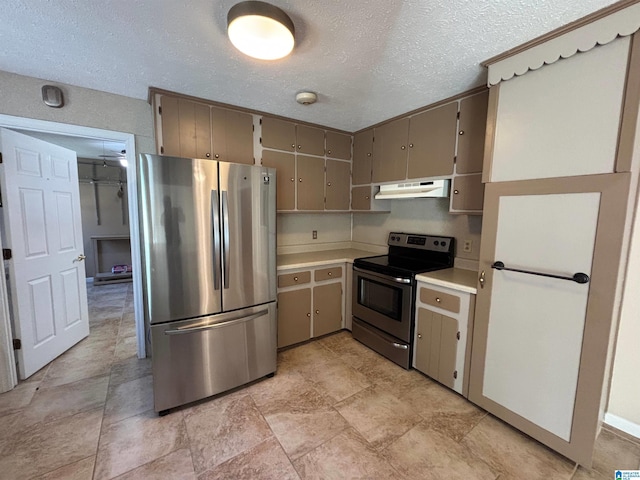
[353, 266, 412, 285]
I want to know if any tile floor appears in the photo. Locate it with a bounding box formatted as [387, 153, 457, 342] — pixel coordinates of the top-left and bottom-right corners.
[0, 282, 639, 479]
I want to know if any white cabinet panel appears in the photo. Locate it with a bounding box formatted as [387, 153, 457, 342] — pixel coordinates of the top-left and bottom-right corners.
[491, 37, 629, 182]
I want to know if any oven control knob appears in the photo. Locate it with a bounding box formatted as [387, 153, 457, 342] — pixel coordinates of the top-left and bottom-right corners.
[440, 241, 446, 246]
[433, 240, 438, 246]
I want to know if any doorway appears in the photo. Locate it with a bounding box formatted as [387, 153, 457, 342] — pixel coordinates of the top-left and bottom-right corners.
[0, 114, 144, 391]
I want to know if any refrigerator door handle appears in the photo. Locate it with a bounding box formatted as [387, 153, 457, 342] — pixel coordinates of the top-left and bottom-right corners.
[222, 190, 230, 289]
[163, 309, 268, 335]
[211, 190, 221, 290]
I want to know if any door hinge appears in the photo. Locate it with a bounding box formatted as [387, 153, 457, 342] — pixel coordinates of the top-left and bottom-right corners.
[453, 370, 458, 379]
[259, 137, 262, 144]
[453, 155, 457, 164]
[457, 111, 460, 119]
[12, 339, 21, 350]
[2, 249, 11, 260]
[160, 146, 164, 154]
[0, 152, 3, 163]
[456, 331, 460, 340]
[158, 106, 162, 115]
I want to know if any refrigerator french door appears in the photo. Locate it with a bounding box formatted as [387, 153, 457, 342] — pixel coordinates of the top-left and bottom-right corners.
[138, 154, 277, 413]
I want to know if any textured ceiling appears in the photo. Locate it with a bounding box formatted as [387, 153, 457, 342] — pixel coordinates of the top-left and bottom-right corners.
[0, 0, 619, 132]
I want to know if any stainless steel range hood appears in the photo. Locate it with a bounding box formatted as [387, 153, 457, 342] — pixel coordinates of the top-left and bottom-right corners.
[374, 179, 450, 199]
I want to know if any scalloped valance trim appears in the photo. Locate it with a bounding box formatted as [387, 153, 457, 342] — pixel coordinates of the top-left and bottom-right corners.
[488, 3, 640, 86]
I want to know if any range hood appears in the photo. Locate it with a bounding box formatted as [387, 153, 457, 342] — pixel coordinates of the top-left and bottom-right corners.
[374, 179, 450, 199]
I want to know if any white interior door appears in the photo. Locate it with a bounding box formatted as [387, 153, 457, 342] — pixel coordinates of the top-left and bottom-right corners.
[0, 128, 89, 379]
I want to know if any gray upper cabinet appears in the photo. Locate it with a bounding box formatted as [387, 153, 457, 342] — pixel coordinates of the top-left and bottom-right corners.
[262, 117, 296, 151]
[211, 107, 254, 164]
[456, 91, 489, 174]
[407, 102, 458, 179]
[326, 131, 352, 160]
[372, 118, 409, 183]
[296, 125, 325, 156]
[160, 96, 212, 159]
[261, 150, 296, 211]
[297, 155, 325, 210]
[352, 129, 374, 185]
[325, 160, 351, 210]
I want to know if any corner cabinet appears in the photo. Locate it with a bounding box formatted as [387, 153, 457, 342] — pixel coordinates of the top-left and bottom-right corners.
[276, 264, 345, 348]
[413, 282, 475, 397]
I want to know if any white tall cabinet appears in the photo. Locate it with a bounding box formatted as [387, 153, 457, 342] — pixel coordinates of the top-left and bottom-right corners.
[470, 5, 640, 467]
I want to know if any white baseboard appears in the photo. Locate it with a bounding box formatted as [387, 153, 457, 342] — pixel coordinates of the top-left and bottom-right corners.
[605, 412, 640, 440]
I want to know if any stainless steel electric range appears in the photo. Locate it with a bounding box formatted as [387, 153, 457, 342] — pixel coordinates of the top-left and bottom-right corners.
[352, 232, 455, 369]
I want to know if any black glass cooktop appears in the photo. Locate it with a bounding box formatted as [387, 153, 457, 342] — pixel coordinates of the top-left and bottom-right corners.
[353, 254, 450, 279]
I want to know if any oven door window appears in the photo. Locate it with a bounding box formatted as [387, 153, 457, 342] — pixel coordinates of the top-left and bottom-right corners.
[357, 277, 403, 321]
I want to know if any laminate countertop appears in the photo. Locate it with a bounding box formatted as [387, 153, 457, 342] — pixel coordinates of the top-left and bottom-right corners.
[416, 268, 479, 294]
[277, 249, 379, 270]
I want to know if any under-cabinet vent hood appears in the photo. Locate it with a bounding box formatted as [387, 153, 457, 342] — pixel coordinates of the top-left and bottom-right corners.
[374, 180, 450, 199]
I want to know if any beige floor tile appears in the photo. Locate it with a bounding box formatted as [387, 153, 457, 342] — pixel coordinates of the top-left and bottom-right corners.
[334, 384, 421, 450]
[199, 438, 299, 480]
[42, 351, 114, 388]
[114, 335, 138, 362]
[109, 357, 152, 387]
[38, 456, 96, 480]
[592, 428, 640, 475]
[383, 421, 498, 479]
[297, 355, 371, 404]
[354, 350, 410, 384]
[461, 415, 575, 479]
[572, 466, 607, 479]
[0, 408, 102, 480]
[319, 332, 388, 371]
[183, 393, 273, 473]
[94, 410, 189, 480]
[0, 380, 39, 416]
[103, 374, 153, 426]
[113, 448, 196, 480]
[278, 341, 338, 374]
[249, 370, 327, 409]
[293, 427, 400, 480]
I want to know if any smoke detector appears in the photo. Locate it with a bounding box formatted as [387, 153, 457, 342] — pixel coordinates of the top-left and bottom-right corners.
[296, 91, 317, 105]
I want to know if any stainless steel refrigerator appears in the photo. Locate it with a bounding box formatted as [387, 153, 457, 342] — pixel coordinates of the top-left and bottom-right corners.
[137, 154, 277, 414]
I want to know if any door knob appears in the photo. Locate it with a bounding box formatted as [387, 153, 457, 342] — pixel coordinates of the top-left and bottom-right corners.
[479, 270, 486, 289]
[74, 254, 86, 263]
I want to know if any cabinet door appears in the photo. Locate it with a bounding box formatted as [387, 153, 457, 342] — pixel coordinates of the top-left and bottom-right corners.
[372, 118, 409, 183]
[451, 174, 484, 212]
[326, 131, 351, 160]
[438, 314, 459, 390]
[352, 129, 374, 185]
[407, 103, 457, 179]
[277, 289, 311, 348]
[351, 185, 371, 211]
[457, 91, 489, 174]
[262, 150, 295, 211]
[262, 117, 295, 151]
[415, 308, 440, 379]
[296, 125, 325, 156]
[297, 155, 325, 210]
[325, 160, 350, 210]
[160, 96, 212, 159]
[313, 282, 342, 337]
[212, 107, 254, 164]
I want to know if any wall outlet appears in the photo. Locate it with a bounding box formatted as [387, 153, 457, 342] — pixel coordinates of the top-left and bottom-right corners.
[312, 230, 318, 240]
[463, 239, 472, 253]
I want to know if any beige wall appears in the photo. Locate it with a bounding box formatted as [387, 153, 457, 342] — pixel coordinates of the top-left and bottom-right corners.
[277, 213, 351, 249]
[352, 198, 483, 260]
[0, 70, 155, 154]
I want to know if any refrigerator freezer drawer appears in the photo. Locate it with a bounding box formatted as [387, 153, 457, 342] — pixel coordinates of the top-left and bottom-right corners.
[151, 303, 277, 412]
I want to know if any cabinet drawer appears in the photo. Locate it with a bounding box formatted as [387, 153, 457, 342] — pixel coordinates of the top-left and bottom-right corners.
[314, 267, 342, 282]
[420, 287, 460, 313]
[278, 271, 311, 288]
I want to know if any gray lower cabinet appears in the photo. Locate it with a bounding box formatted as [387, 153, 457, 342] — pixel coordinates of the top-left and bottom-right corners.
[277, 288, 311, 348]
[415, 308, 459, 390]
[313, 283, 342, 337]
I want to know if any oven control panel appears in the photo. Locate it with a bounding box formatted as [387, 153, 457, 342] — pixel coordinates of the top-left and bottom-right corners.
[388, 232, 453, 253]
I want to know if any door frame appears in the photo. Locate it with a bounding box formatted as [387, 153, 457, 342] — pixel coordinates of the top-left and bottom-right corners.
[0, 114, 145, 389]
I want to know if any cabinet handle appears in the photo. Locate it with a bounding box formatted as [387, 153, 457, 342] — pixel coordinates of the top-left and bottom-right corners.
[436, 297, 441, 303]
[401, 145, 406, 150]
[315, 309, 320, 314]
[328, 150, 332, 154]
[328, 272, 332, 276]
[215, 154, 220, 159]
[293, 276, 298, 281]
[459, 130, 465, 135]
[206, 153, 211, 158]
[409, 143, 414, 148]
[453, 189, 459, 194]
[307, 312, 311, 317]
[290, 177, 295, 182]
[327, 182, 332, 186]
[367, 153, 372, 157]
[417, 333, 422, 339]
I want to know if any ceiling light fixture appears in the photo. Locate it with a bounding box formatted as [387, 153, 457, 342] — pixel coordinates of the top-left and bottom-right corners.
[227, 1, 295, 61]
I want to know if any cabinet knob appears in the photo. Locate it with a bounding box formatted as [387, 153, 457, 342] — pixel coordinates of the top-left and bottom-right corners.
[453, 189, 459, 194]
[299, 178, 303, 182]
[409, 143, 414, 148]
[401, 145, 406, 150]
[307, 312, 311, 317]
[327, 182, 332, 186]
[436, 297, 441, 303]
[365, 195, 370, 200]
[293, 276, 298, 281]
[215, 154, 220, 159]
[328, 272, 332, 276]
[367, 153, 372, 157]
[417, 333, 422, 339]
[328, 150, 332, 154]
[315, 309, 320, 314]
[205, 153, 210, 158]
[298, 145, 302, 150]
[459, 130, 465, 135]
[290, 177, 295, 182]
[291, 144, 296, 149]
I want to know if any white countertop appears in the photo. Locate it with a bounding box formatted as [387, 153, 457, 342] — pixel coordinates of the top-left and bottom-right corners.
[416, 268, 479, 294]
[277, 248, 378, 270]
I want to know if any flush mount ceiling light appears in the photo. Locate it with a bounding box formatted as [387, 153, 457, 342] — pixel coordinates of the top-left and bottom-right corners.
[227, 1, 295, 60]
